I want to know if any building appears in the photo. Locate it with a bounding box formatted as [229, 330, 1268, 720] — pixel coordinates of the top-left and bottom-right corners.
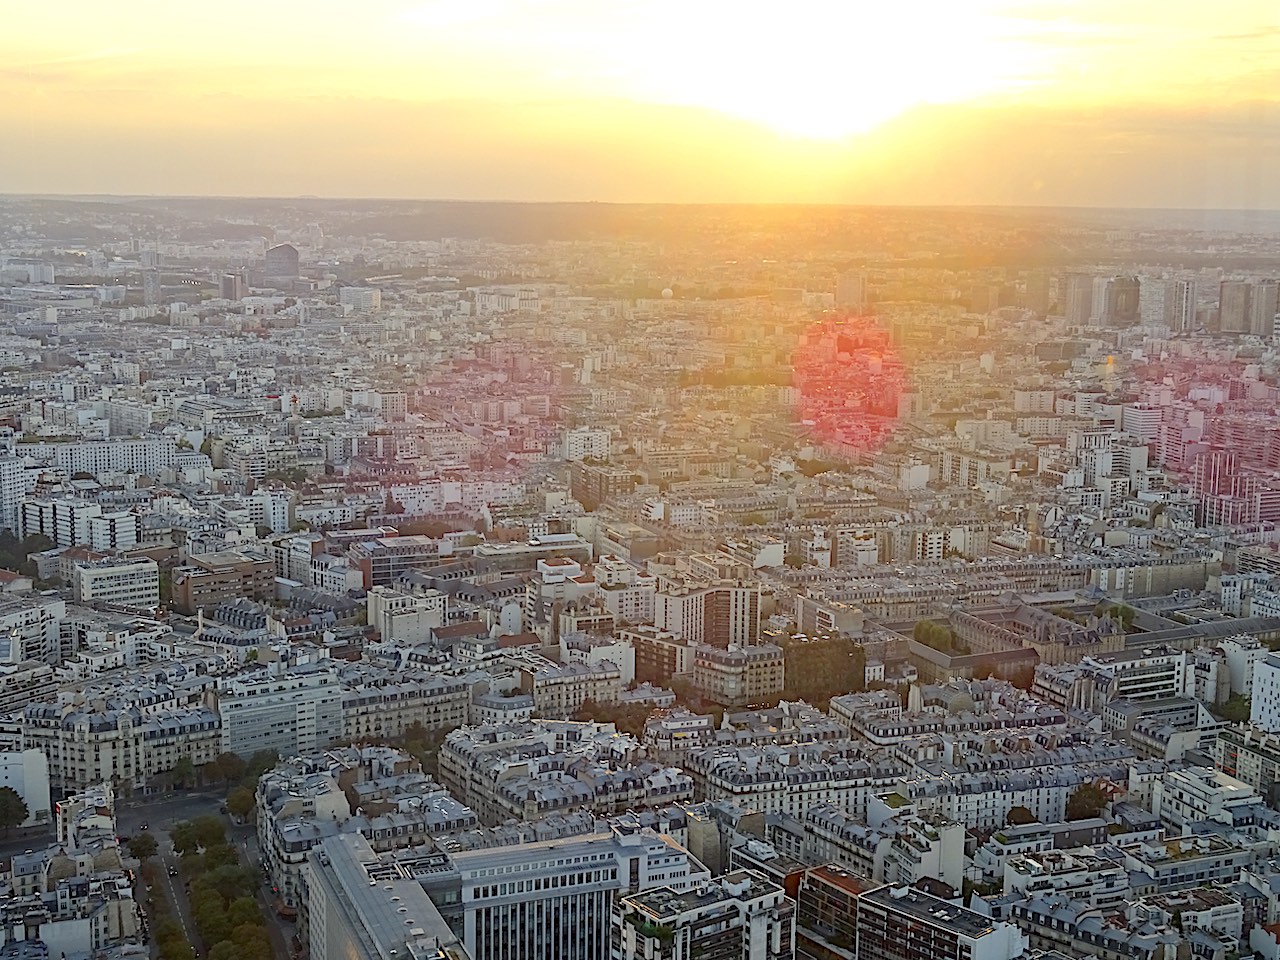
[1170, 278, 1197, 331]
[835, 272, 868, 310]
[17, 438, 177, 477]
[1102, 275, 1141, 326]
[517, 657, 622, 719]
[265, 243, 300, 279]
[1252, 654, 1280, 731]
[0, 457, 24, 534]
[1150, 766, 1260, 831]
[855, 884, 1027, 960]
[614, 869, 795, 960]
[70, 557, 160, 610]
[1216, 724, 1280, 803]
[219, 667, 344, 758]
[1080, 647, 1188, 704]
[219, 272, 248, 300]
[339, 286, 382, 310]
[342, 670, 470, 743]
[172, 549, 274, 614]
[0, 596, 66, 665]
[569, 461, 637, 506]
[1251, 279, 1279, 337]
[0, 749, 51, 826]
[692, 644, 785, 707]
[562, 427, 611, 461]
[306, 833, 469, 960]
[0, 661, 58, 715]
[1220, 280, 1252, 334]
[349, 537, 449, 590]
[142, 268, 161, 305]
[20, 499, 139, 551]
[416, 826, 709, 960]
[795, 864, 867, 960]
[1064, 273, 1095, 325]
[438, 720, 690, 827]
[22, 697, 221, 795]
[625, 627, 696, 686]
[687, 742, 907, 822]
[366, 586, 447, 643]
[655, 579, 761, 649]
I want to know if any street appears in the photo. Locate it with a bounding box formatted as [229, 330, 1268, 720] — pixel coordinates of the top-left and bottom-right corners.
[0, 825, 56, 864]
[118, 792, 293, 960]
[116, 791, 224, 837]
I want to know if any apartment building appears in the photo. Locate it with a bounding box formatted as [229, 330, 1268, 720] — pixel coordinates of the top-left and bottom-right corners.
[1215, 724, 1280, 801]
[692, 643, 784, 707]
[516, 656, 622, 718]
[70, 556, 160, 609]
[22, 698, 221, 794]
[172, 548, 274, 614]
[341, 669, 470, 742]
[218, 666, 344, 758]
[614, 869, 795, 960]
[686, 742, 908, 822]
[366, 585, 447, 643]
[856, 885, 1027, 960]
[655, 578, 761, 649]
[438, 719, 691, 826]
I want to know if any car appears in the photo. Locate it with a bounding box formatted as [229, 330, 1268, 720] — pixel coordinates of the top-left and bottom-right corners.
[168, 867, 178, 877]
[140, 823, 149, 830]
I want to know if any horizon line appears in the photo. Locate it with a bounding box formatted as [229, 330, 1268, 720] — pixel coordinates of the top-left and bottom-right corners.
[4, 193, 1280, 215]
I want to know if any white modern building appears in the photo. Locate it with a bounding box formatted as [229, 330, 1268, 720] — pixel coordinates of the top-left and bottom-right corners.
[562, 427, 610, 461]
[1251, 653, 1280, 732]
[71, 557, 160, 609]
[218, 666, 344, 758]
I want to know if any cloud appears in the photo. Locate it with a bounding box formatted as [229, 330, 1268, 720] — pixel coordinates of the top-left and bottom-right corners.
[1213, 25, 1280, 41]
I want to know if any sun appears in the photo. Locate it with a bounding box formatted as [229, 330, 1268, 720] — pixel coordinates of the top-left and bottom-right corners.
[593, 1, 1045, 141]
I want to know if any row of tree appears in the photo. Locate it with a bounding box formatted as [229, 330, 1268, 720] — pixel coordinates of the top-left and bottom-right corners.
[160, 748, 280, 796]
[176, 816, 273, 960]
[911, 619, 971, 655]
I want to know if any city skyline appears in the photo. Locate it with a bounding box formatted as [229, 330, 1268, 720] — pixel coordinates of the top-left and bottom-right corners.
[3, 1, 1279, 206]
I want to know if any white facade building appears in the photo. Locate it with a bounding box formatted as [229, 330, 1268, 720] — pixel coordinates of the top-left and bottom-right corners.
[71, 557, 161, 609]
[1251, 653, 1280, 732]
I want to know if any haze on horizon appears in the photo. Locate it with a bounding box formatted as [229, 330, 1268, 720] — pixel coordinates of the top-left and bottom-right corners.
[3, 0, 1279, 208]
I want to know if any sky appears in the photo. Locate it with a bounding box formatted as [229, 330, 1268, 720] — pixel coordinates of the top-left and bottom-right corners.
[2, 0, 1279, 207]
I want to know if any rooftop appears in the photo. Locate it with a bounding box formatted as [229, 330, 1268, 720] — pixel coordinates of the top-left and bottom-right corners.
[861, 884, 1000, 939]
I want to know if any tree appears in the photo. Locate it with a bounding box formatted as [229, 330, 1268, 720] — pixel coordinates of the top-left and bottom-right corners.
[170, 757, 196, 789]
[127, 832, 159, 860]
[1005, 806, 1037, 826]
[1065, 782, 1109, 821]
[0, 786, 28, 835]
[226, 786, 255, 821]
[192, 815, 227, 850]
[170, 820, 200, 856]
[216, 752, 247, 786]
[203, 843, 239, 870]
[571, 699, 655, 738]
[1219, 694, 1251, 724]
[781, 635, 866, 709]
[226, 898, 261, 928]
[245, 749, 279, 781]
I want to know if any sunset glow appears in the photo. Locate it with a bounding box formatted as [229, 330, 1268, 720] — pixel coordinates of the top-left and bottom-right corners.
[1, 0, 1277, 202]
